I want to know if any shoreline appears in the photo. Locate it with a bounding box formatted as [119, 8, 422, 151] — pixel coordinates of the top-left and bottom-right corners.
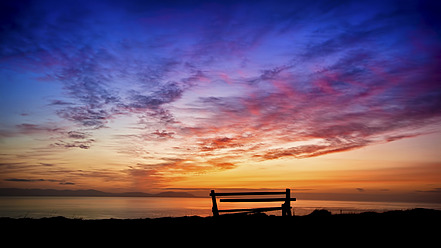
[2, 207, 440, 220]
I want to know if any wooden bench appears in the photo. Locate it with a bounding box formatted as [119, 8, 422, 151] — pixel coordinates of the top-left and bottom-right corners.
[210, 188, 296, 216]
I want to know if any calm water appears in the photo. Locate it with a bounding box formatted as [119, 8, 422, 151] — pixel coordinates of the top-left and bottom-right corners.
[1, 196, 440, 219]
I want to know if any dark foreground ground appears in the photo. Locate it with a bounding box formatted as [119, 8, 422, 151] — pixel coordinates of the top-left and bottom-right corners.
[2, 208, 440, 245]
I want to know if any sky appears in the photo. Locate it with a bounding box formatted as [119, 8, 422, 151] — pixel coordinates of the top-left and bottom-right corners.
[1, 0, 440, 202]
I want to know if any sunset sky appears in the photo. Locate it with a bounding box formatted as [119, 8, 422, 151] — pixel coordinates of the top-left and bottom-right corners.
[1, 0, 440, 202]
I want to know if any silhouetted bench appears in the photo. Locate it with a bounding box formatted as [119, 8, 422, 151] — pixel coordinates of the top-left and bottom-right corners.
[210, 188, 296, 216]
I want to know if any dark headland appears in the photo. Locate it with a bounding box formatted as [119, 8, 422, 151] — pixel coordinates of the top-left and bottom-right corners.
[2, 208, 440, 244]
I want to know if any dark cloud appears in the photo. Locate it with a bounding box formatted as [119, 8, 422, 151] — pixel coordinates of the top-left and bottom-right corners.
[142, 108, 177, 126]
[4, 178, 72, 184]
[56, 107, 109, 128]
[16, 123, 62, 134]
[416, 188, 441, 193]
[4, 178, 45, 182]
[151, 130, 175, 139]
[67, 131, 90, 140]
[128, 82, 184, 110]
[15, 124, 97, 150]
[48, 100, 74, 106]
[51, 139, 94, 149]
[39, 163, 55, 167]
[59, 182, 75, 185]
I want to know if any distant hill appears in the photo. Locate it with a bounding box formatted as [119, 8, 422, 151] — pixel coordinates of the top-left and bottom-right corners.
[0, 188, 195, 198]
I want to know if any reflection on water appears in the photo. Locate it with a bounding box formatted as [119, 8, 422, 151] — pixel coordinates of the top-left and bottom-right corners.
[0, 197, 212, 219]
[1, 196, 440, 219]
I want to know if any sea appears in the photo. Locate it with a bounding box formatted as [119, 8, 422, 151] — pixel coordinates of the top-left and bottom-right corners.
[1, 196, 440, 219]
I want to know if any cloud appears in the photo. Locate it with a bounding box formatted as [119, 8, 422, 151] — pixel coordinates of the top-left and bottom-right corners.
[4, 178, 45, 182]
[151, 130, 175, 139]
[56, 107, 110, 129]
[130, 156, 239, 187]
[51, 139, 94, 149]
[256, 139, 369, 160]
[4, 178, 74, 185]
[40, 163, 55, 167]
[194, 22, 440, 158]
[125, 166, 169, 189]
[416, 188, 441, 193]
[49, 130, 95, 150]
[59, 182, 75, 185]
[67, 131, 90, 139]
[48, 100, 74, 106]
[15, 123, 97, 150]
[16, 123, 62, 134]
[128, 82, 183, 110]
[199, 137, 243, 152]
